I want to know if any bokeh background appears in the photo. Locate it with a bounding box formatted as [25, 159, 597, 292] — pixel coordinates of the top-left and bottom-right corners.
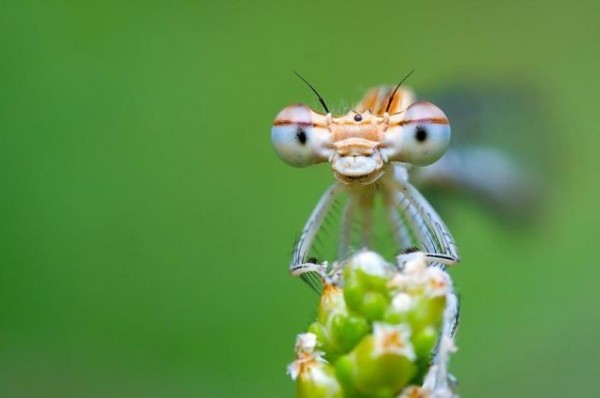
[1, 0, 599, 397]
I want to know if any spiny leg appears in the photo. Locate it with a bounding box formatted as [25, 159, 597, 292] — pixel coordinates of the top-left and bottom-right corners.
[290, 183, 345, 287]
[402, 182, 459, 265]
[382, 180, 458, 266]
[386, 165, 459, 265]
[390, 189, 438, 255]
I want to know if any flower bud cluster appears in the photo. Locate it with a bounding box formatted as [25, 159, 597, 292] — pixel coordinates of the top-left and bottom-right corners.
[288, 251, 456, 398]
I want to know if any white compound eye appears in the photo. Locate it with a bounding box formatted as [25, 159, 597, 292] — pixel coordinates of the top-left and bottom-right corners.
[383, 101, 451, 166]
[271, 104, 331, 167]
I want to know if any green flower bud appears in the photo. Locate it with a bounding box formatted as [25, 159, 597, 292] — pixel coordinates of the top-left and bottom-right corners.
[335, 323, 417, 396]
[310, 283, 371, 359]
[308, 322, 328, 349]
[411, 326, 439, 382]
[289, 334, 343, 398]
[330, 313, 370, 355]
[318, 284, 347, 323]
[296, 361, 343, 398]
[406, 296, 445, 334]
[357, 291, 388, 321]
[343, 252, 393, 321]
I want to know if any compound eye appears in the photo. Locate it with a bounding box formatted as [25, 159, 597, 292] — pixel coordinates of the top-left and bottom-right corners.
[384, 101, 451, 166]
[271, 104, 330, 167]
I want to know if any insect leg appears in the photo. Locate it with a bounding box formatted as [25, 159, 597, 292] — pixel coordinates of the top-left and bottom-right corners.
[290, 183, 345, 277]
[389, 188, 438, 255]
[402, 182, 460, 265]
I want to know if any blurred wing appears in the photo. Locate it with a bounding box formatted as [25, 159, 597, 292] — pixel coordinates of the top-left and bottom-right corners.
[422, 80, 550, 153]
[412, 80, 552, 221]
[410, 146, 540, 220]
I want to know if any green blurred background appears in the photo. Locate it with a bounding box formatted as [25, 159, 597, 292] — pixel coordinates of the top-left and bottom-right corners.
[1, 0, 599, 397]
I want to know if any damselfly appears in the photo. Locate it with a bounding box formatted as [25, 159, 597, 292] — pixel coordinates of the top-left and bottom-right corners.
[271, 72, 460, 288]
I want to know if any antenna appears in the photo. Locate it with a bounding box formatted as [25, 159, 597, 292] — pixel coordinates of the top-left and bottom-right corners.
[293, 71, 330, 114]
[385, 69, 416, 113]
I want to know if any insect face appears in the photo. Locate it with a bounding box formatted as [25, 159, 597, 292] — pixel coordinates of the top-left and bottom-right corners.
[328, 111, 387, 184]
[271, 92, 451, 184]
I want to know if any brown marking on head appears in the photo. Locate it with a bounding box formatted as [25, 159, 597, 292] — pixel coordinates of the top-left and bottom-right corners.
[389, 117, 450, 127]
[273, 119, 328, 128]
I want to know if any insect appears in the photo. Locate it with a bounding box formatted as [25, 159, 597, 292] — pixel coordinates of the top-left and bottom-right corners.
[271, 71, 459, 288]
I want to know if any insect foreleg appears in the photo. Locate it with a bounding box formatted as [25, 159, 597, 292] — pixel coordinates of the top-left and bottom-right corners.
[290, 183, 345, 277]
[389, 189, 438, 255]
[403, 182, 460, 265]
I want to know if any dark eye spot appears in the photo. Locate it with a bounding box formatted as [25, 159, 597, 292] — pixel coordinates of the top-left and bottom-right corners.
[415, 125, 428, 142]
[295, 127, 307, 145]
[354, 114, 363, 122]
